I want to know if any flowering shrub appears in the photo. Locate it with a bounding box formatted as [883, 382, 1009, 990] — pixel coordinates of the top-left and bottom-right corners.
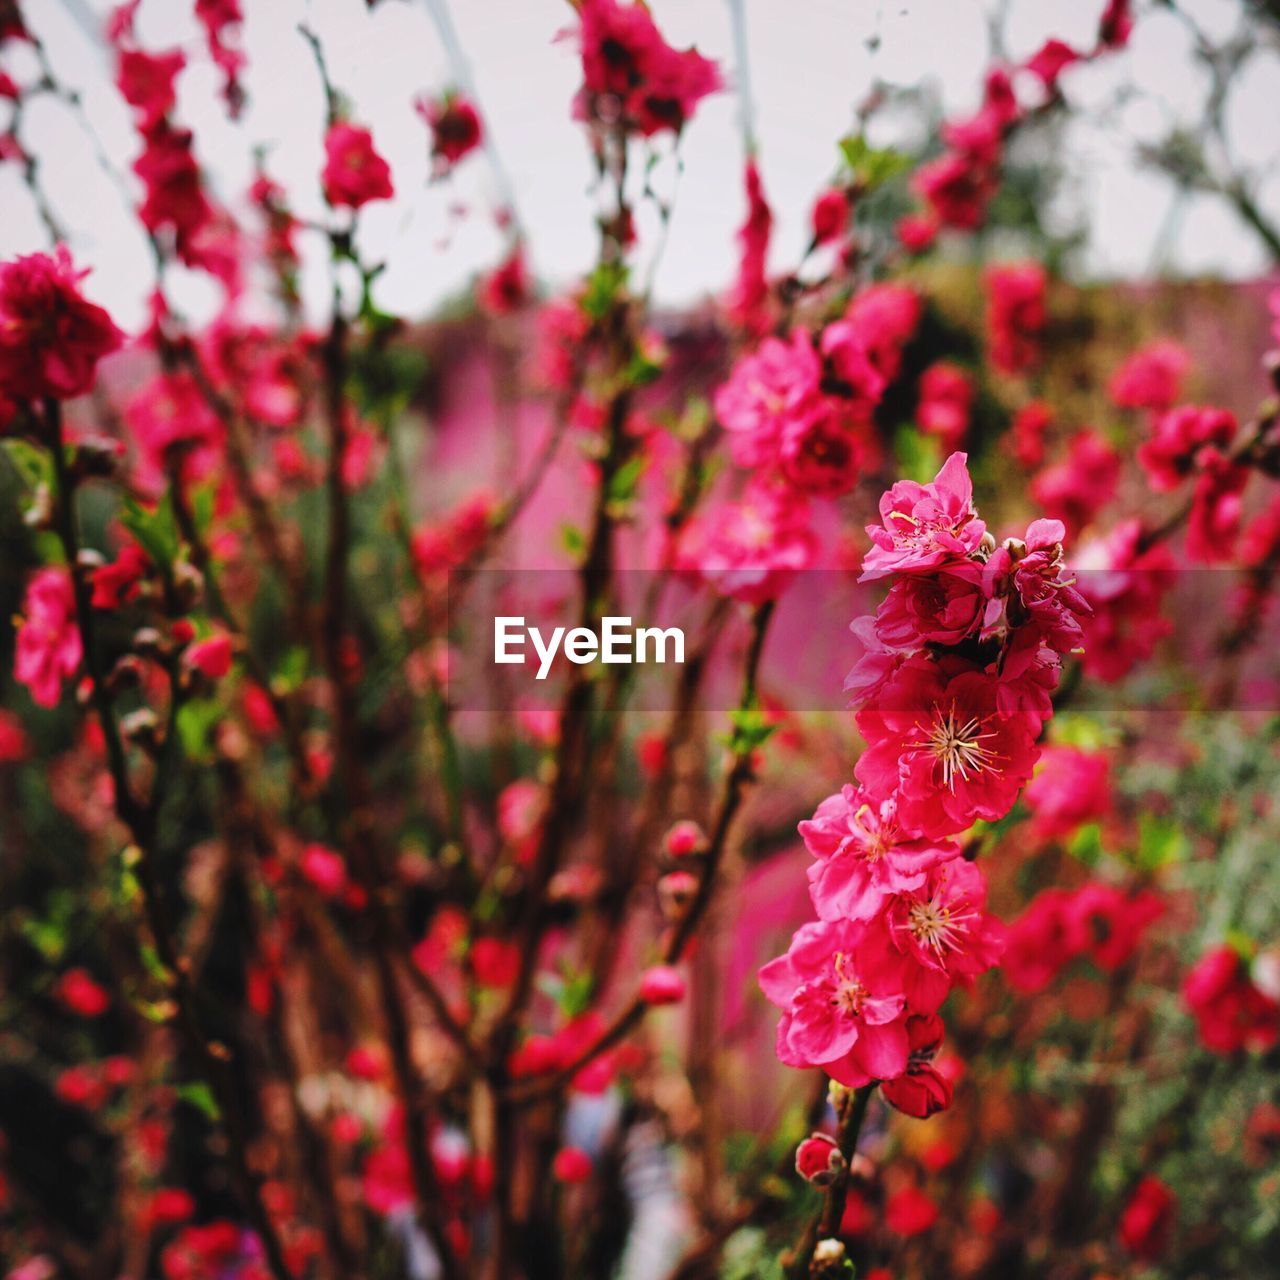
[1, 2, 1279, 1279]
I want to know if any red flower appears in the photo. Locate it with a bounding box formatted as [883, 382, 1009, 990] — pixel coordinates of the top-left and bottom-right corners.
[15, 568, 82, 709]
[142, 1187, 195, 1230]
[92, 542, 149, 610]
[1011, 400, 1054, 469]
[1182, 944, 1280, 1054]
[1118, 1175, 1175, 1261]
[471, 937, 520, 989]
[810, 188, 851, 246]
[1137, 404, 1236, 493]
[1030, 429, 1120, 537]
[572, 0, 721, 137]
[552, 1146, 593, 1183]
[134, 122, 213, 255]
[1069, 881, 1164, 971]
[322, 122, 394, 209]
[984, 261, 1046, 375]
[116, 47, 184, 127]
[1002, 888, 1086, 993]
[885, 1184, 939, 1236]
[726, 160, 774, 334]
[478, 245, 529, 316]
[1108, 340, 1189, 413]
[300, 843, 348, 900]
[0, 248, 123, 401]
[416, 92, 483, 168]
[0, 708, 30, 762]
[1023, 745, 1111, 841]
[917, 361, 973, 452]
[55, 967, 110, 1017]
[1185, 447, 1248, 564]
[1024, 38, 1080, 89]
[881, 1014, 953, 1118]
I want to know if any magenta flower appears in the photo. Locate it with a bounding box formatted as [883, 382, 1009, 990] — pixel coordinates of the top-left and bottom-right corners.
[855, 656, 1038, 839]
[759, 916, 911, 1086]
[322, 122, 394, 210]
[1137, 404, 1236, 493]
[802, 784, 959, 923]
[1024, 745, 1111, 841]
[860, 452, 987, 582]
[15, 568, 82, 709]
[714, 330, 821, 469]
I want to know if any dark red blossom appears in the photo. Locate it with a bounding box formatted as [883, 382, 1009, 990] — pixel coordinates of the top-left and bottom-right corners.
[1118, 1175, 1175, 1261]
[322, 122, 394, 209]
[0, 248, 123, 401]
[416, 92, 483, 168]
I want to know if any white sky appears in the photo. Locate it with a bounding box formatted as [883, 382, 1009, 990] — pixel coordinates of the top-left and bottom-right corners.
[2, 0, 1277, 333]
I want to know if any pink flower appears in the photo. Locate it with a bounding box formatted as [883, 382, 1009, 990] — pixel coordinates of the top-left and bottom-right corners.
[984, 261, 1046, 374]
[913, 151, 994, 231]
[116, 48, 184, 127]
[322, 122, 394, 209]
[1010, 400, 1054, 469]
[1182, 944, 1280, 1055]
[759, 916, 910, 1087]
[1068, 882, 1164, 972]
[715, 331, 821, 466]
[1185, 447, 1248, 564]
[572, 0, 721, 137]
[1098, 0, 1134, 49]
[1030, 429, 1120, 537]
[471, 937, 520, 989]
[726, 160, 774, 334]
[917, 361, 973, 452]
[183, 632, 232, 679]
[676, 483, 816, 604]
[125, 372, 224, 491]
[1024, 745, 1111, 840]
[802, 785, 959, 922]
[15, 568, 82, 709]
[795, 1133, 843, 1185]
[299, 843, 347, 899]
[663, 820, 706, 858]
[0, 249, 123, 402]
[134, 122, 212, 256]
[1002, 888, 1086, 993]
[855, 657, 1039, 839]
[888, 860, 1004, 1013]
[860, 452, 986, 582]
[1024, 38, 1080, 88]
[1072, 518, 1175, 683]
[1118, 1176, 1176, 1261]
[1108, 340, 1189, 413]
[845, 283, 921, 383]
[1137, 404, 1236, 493]
[896, 212, 938, 254]
[478, 245, 528, 315]
[875, 562, 986, 649]
[415, 92, 483, 168]
[638, 964, 685, 1005]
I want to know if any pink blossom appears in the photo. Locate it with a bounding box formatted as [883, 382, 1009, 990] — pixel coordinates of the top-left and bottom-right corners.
[855, 657, 1039, 839]
[795, 1132, 843, 1184]
[1030, 429, 1120, 536]
[881, 1013, 952, 1118]
[638, 965, 685, 1005]
[984, 261, 1046, 374]
[0, 249, 124, 402]
[845, 283, 921, 383]
[802, 785, 960, 923]
[887, 859, 1004, 1012]
[1024, 745, 1111, 840]
[116, 48, 184, 127]
[1010, 400, 1054, 469]
[810, 188, 851, 246]
[415, 92, 483, 168]
[1137, 404, 1236, 493]
[860, 452, 987, 582]
[917, 361, 973, 452]
[322, 122, 394, 209]
[184, 632, 232, 679]
[1183, 944, 1280, 1055]
[875, 562, 986, 650]
[726, 160, 774, 334]
[1108, 340, 1189, 413]
[1024, 39, 1080, 89]
[15, 568, 82, 709]
[300, 843, 347, 899]
[759, 916, 911, 1086]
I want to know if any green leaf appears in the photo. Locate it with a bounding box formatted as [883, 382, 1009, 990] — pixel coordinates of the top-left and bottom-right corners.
[273, 646, 310, 693]
[1068, 822, 1103, 867]
[176, 1081, 222, 1123]
[838, 134, 911, 189]
[120, 493, 181, 570]
[606, 456, 647, 508]
[557, 969, 595, 1018]
[2, 438, 52, 491]
[726, 706, 776, 756]
[559, 523, 586, 558]
[582, 262, 628, 321]
[1136, 814, 1186, 872]
[893, 424, 942, 484]
[176, 697, 223, 762]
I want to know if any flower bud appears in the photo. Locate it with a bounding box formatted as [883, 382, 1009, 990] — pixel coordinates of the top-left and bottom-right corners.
[638, 964, 685, 1006]
[657, 870, 698, 919]
[552, 1146, 592, 1184]
[663, 819, 706, 859]
[795, 1132, 844, 1186]
[812, 1238, 846, 1269]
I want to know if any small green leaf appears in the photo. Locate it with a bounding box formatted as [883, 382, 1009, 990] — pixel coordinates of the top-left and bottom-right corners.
[726, 706, 776, 756]
[1136, 814, 1186, 872]
[606, 456, 647, 508]
[559, 523, 586, 558]
[582, 262, 628, 321]
[120, 493, 181, 570]
[893, 424, 941, 484]
[838, 135, 911, 189]
[176, 1081, 222, 1123]
[1068, 822, 1103, 867]
[176, 697, 223, 762]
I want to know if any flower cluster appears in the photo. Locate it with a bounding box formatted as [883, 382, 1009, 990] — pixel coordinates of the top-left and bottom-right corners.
[763, 453, 1090, 1113]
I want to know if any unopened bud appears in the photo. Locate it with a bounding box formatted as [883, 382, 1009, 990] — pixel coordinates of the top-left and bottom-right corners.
[812, 1238, 846, 1267]
[657, 870, 698, 919]
[795, 1133, 844, 1186]
[663, 819, 707, 859]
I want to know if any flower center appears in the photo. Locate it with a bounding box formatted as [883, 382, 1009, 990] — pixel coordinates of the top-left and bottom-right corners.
[830, 952, 867, 1015]
[925, 706, 997, 791]
[907, 892, 978, 958]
